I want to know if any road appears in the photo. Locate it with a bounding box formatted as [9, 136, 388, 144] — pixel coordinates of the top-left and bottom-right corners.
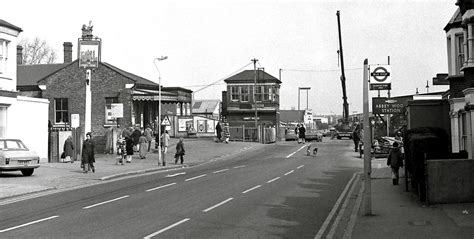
[0, 139, 361, 238]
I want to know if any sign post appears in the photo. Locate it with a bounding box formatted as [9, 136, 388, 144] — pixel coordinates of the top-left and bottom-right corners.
[363, 59, 372, 215]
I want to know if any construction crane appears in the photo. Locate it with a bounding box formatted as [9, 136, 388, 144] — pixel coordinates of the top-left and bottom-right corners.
[336, 10, 349, 123]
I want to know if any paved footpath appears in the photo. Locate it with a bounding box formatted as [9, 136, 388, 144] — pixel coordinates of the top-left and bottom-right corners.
[0, 138, 264, 203]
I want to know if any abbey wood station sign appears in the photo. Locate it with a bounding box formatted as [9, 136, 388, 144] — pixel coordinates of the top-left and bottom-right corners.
[372, 97, 404, 114]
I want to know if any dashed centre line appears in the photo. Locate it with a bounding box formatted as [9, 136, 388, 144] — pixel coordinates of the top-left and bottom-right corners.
[213, 169, 229, 174]
[203, 198, 234, 212]
[233, 165, 246, 169]
[284, 170, 295, 176]
[266, 177, 280, 183]
[83, 195, 130, 209]
[242, 185, 261, 194]
[185, 174, 207, 181]
[143, 218, 190, 239]
[297, 165, 305, 169]
[146, 183, 177, 192]
[0, 215, 59, 233]
[286, 145, 307, 158]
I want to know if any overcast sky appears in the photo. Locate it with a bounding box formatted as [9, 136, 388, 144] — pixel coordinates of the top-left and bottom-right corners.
[4, 0, 457, 115]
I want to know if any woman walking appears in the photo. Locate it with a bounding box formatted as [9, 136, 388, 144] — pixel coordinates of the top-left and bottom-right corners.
[64, 135, 74, 163]
[174, 137, 185, 164]
[139, 133, 148, 159]
[81, 132, 95, 173]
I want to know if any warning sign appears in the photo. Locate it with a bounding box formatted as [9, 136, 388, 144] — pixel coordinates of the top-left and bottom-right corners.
[161, 115, 171, 126]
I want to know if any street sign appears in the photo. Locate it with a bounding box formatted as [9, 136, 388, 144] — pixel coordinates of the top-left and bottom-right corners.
[161, 115, 171, 126]
[71, 114, 80, 128]
[110, 103, 123, 118]
[369, 65, 391, 90]
[372, 97, 404, 114]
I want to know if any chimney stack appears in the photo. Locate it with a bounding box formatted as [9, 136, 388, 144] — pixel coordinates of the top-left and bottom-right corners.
[63, 42, 73, 63]
[17, 45, 23, 65]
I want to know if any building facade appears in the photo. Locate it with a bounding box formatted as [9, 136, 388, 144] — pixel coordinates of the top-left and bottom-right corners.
[222, 69, 281, 129]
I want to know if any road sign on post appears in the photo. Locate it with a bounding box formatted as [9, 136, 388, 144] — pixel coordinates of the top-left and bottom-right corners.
[369, 65, 391, 90]
[372, 97, 404, 114]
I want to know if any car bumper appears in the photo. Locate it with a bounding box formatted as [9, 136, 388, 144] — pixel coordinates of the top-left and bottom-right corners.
[0, 164, 40, 170]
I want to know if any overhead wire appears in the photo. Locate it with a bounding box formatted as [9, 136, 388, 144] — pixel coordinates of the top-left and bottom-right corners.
[192, 61, 253, 94]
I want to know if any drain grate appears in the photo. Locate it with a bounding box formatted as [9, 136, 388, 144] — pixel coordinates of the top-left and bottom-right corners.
[408, 220, 432, 226]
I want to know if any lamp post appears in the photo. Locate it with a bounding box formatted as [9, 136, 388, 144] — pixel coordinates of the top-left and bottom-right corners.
[153, 56, 168, 166]
[298, 87, 311, 111]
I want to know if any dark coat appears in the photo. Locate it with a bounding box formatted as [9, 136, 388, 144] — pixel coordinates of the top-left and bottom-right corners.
[216, 123, 222, 138]
[387, 147, 404, 169]
[298, 126, 306, 138]
[64, 138, 74, 157]
[82, 139, 95, 164]
[125, 137, 134, 155]
[132, 129, 141, 145]
[175, 141, 185, 157]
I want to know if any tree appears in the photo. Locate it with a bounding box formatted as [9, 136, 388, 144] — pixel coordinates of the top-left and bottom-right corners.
[19, 37, 57, 64]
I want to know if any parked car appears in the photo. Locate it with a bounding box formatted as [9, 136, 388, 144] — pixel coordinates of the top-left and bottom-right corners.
[0, 139, 40, 176]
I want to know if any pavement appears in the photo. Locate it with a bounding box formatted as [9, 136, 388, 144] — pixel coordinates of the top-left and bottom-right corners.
[3, 139, 474, 238]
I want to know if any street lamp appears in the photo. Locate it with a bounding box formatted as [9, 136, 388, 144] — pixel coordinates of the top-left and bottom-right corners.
[298, 87, 311, 111]
[153, 56, 168, 166]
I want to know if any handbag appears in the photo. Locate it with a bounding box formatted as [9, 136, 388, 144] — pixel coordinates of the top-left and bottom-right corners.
[61, 152, 66, 159]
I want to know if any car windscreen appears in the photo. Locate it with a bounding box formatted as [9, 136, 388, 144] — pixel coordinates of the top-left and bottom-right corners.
[0, 140, 28, 150]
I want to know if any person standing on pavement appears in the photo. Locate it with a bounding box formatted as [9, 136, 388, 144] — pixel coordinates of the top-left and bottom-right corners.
[160, 130, 170, 166]
[387, 141, 404, 185]
[125, 135, 134, 163]
[81, 132, 95, 173]
[131, 126, 141, 153]
[145, 124, 153, 152]
[216, 122, 222, 143]
[352, 123, 361, 152]
[138, 132, 148, 159]
[174, 137, 185, 164]
[121, 125, 131, 139]
[295, 124, 300, 143]
[299, 124, 306, 144]
[63, 135, 74, 163]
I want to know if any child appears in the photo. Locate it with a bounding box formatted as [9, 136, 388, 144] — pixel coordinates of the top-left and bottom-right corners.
[174, 137, 185, 164]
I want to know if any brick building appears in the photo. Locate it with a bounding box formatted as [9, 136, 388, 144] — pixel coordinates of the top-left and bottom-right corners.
[17, 42, 192, 160]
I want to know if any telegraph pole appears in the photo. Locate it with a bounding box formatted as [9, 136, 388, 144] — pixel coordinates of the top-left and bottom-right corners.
[252, 58, 258, 130]
[363, 59, 372, 215]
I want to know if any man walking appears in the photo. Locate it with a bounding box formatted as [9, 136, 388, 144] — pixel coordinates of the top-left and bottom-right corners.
[160, 130, 170, 166]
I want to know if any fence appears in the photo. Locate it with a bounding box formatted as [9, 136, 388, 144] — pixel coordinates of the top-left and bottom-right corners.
[228, 125, 276, 143]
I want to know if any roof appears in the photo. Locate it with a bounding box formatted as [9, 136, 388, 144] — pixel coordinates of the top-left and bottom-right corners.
[0, 19, 22, 32]
[17, 60, 158, 87]
[17, 63, 70, 86]
[192, 99, 220, 114]
[280, 110, 305, 122]
[444, 8, 462, 31]
[224, 70, 281, 84]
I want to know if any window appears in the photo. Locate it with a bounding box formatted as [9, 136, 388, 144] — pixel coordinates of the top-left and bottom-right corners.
[0, 40, 8, 74]
[230, 86, 239, 101]
[54, 98, 69, 124]
[255, 86, 263, 102]
[0, 106, 7, 138]
[240, 86, 249, 102]
[459, 112, 467, 151]
[105, 97, 119, 124]
[455, 34, 464, 74]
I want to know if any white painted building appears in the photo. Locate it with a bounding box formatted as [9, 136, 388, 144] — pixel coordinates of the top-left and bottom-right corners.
[0, 20, 49, 160]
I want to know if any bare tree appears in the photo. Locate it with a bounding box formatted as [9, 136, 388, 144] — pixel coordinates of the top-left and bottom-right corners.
[19, 37, 57, 64]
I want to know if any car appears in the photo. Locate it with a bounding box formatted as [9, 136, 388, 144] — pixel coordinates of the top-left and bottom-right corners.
[0, 139, 40, 176]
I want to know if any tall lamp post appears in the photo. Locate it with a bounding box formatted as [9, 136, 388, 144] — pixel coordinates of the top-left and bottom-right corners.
[298, 87, 311, 111]
[153, 56, 168, 166]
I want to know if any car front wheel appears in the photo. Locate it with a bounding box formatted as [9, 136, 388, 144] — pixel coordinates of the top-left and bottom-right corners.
[21, 169, 34, 176]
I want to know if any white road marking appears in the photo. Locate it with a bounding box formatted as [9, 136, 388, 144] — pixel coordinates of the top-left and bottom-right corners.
[213, 169, 229, 174]
[242, 185, 261, 194]
[203, 198, 234, 212]
[297, 165, 304, 169]
[146, 183, 177, 192]
[266, 177, 280, 183]
[143, 218, 190, 238]
[284, 170, 295, 176]
[165, 172, 186, 177]
[185, 174, 207, 182]
[0, 215, 59, 233]
[285, 145, 307, 158]
[83, 195, 130, 209]
[233, 165, 246, 169]
[315, 172, 358, 239]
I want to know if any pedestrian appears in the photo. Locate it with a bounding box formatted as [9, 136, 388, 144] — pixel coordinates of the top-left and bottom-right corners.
[132, 127, 141, 153]
[295, 124, 300, 143]
[387, 141, 404, 185]
[63, 135, 74, 163]
[223, 123, 230, 144]
[121, 125, 131, 139]
[216, 122, 222, 142]
[174, 137, 185, 164]
[145, 124, 153, 152]
[139, 133, 148, 159]
[352, 123, 361, 152]
[299, 124, 306, 144]
[81, 132, 95, 173]
[125, 136, 134, 163]
[160, 130, 170, 166]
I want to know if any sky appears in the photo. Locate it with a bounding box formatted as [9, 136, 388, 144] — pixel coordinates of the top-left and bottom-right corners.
[3, 0, 458, 115]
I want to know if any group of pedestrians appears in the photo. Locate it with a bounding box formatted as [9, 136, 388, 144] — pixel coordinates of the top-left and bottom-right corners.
[215, 122, 230, 143]
[62, 133, 96, 174]
[294, 124, 306, 144]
